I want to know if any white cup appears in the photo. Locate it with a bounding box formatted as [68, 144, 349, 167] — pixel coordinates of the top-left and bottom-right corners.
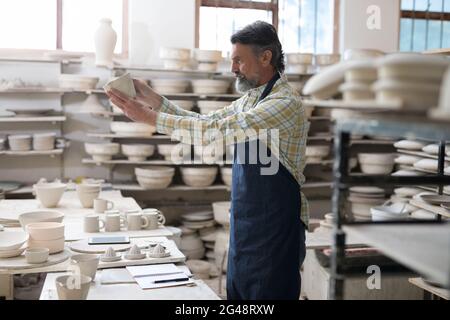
[83, 214, 105, 233]
[104, 214, 126, 232]
[142, 208, 166, 230]
[70, 254, 100, 281]
[126, 213, 149, 231]
[93, 198, 114, 213]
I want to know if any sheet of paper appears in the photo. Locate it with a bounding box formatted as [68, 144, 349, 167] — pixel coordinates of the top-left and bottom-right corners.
[100, 268, 136, 285]
[135, 275, 194, 290]
[126, 263, 180, 277]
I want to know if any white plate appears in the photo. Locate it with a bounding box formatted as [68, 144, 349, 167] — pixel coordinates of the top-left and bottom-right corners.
[0, 231, 29, 251]
[0, 243, 27, 258]
[349, 186, 385, 194]
[394, 140, 427, 151]
[6, 109, 53, 117]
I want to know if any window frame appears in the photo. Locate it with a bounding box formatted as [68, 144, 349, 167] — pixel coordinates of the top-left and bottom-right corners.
[0, 0, 128, 58]
[195, 0, 340, 53]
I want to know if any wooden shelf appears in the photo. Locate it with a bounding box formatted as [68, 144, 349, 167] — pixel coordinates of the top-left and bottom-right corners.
[113, 183, 230, 192]
[87, 133, 170, 140]
[343, 223, 450, 288]
[1, 149, 64, 156]
[82, 158, 232, 166]
[0, 88, 66, 94]
[409, 277, 450, 300]
[303, 99, 403, 111]
[112, 65, 221, 75]
[0, 116, 66, 123]
[163, 93, 242, 100]
[397, 149, 450, 162]
[409, 199, 450, 219]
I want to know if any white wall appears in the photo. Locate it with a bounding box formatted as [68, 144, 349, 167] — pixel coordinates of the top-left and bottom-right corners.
[340, 0, 401, 54]
[129, 0, 196, 66]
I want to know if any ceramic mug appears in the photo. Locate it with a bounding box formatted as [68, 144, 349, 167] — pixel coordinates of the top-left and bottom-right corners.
[83, 214, 105, 233]
[94, 198, 114, 213]
[142, 208, 166, 230]
[126, 213, 149, 231]
[104, 214, 126, 232]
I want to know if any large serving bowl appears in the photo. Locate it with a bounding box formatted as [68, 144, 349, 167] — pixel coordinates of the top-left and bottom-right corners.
[150, 79, 190, 94]
[33, 133, 56, 151]
[135, 166, 175, 189]
[18, 210, 64, 229]
[191, 80, 230, 94]
[8, 135, 32, 151]
[121, 144, 155, 162]
[84, 143, 120, 161]
[110, 122, 156, 136]
[59, 74, 99, 90]
[26, 222, 65, 241]
[157, 144, 191, 162]
[180, 167, 218, 187]
[33, 182, 67, 208]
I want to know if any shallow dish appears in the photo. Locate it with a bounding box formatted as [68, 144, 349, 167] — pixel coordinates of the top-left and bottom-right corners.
[0, 231, 29, 251]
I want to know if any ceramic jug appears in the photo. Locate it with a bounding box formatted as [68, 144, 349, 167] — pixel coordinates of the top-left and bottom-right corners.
[94, 18, 117, 68]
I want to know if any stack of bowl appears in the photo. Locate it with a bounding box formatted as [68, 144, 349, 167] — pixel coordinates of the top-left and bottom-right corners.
[110, 122, 156, 137]
[191, 80, 230, 94]
[286, 53, 313, 74]
[18, 210, 65, 229]
[373, 53, 450, 111]
[181, 167, 218, 187]
[26, 222, 65, 254]
[315, 54, 341, 70]
[8, 135, 32, 151]
[76, 183, 101, 208]
[135, 166, 175, 189]
[186, 259, 211, 279]
[194, 49, 223, 72]
[179, 226, 205, 260]
[33, 133, 56, 151]
[197, 101, 229, 115]
[357, 153, 396, 174]
[339, 60, 377, 101]
[33, 181, 67, 208]
[348, 186, 387, 221]
[160, 47, 191, 70]
[0, 231, 29, 259]
[84, 143, 120, 162]
[121, 144, 155, 162]
[181, 211, 215, 230]
[150, 79, 190, 94]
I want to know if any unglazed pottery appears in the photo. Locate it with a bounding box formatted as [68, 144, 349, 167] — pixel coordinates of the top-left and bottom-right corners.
[339, 82, 374, 101]
[191, 80, 230, 94]
[194, 49, 222, 63]
[18, 210, 64, 229]
[394, 140, 427, 151]
[83, 214, 105, 233]
[84, 143, 120, 161]
[59, 74, 99, 90]
[124, 244, 146, 260]
[8, 135, 32, 151]
[186, 259, 210, 279]
[212, 201, 231, 226]
[28, 236, 65, 254]
[150, 79, 189, 94]
[94, 18, 117, 68]
[70, 254, 100, 281]
[56, 275, 91, 300]
[180, 167, 218, 187]
[0, 231, 29, 251]
[104, 73, 136, 98]
[26, 222, 64, 241]
[148, 244, 170, 258]
[33, 133, 56, 151]
[25, 248, 49, 264]
[110, 122, 156, 136]
[33, 182, 66, 208]
[220, 167, 232, 187]
[100, 247, 121, 262]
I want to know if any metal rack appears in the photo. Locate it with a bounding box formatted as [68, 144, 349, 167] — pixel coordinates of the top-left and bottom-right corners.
[330, 115, 450, 300]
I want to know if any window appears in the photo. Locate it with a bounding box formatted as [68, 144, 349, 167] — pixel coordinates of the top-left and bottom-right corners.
[0, 0, 127, 54]
[400, 0, 450, 52]
[197, 0, 337, 55]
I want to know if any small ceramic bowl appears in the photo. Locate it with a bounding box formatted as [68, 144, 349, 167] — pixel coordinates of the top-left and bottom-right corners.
[25, 247, 49, 264]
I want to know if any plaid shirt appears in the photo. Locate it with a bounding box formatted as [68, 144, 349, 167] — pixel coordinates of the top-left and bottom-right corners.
[156, 74, 310, 228]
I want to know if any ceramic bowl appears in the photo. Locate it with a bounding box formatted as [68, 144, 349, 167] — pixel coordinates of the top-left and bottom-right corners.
[344, 49, 385, 61]
[136, 175, 173, 189]
[103, 73, 136, 98]
[197, 101, 229, 115]
[33, 182, 67, 208]
[344, 60, 378, 83]
[287, 53, 314, 65]
[186, 259, 211, 279]
[181, 167, 218, 187]
[110, 122, 156, 136]
[315, 54, 341, 66]
[212, 201, 231, 226]
[392, 170, 426, 177]
[162, 59, 189, 70]
[85, 143, 120, 161]
[197, 62, 218, 72]
[220, 167, 232, 187]
[33, 133, 56, 151]
[26, 222, 65, 241]
[135, 166, 175, 178]
[150, 79, 190, 94]
[8, 135, 32, 151]
[70, 254, 100, 281]
[373, 79, 441, 111]
[28, 236, 65, 254]
[303, 61, 352, 99]
[79, 94, 107, 114]
[0, 231, 29, 251]
[377, 53, 450, 82]
[159, 47, 191, 61]
[76, 188, 100, 209]
[121, 144, 155, 162]
[157, 144, 188, 161]
[59, 74, 99, 90]
[25, 248, 49, 264]
[194, 49, 222, 63]
[394, 187, 423, 198]
[18, 210, 64, 229]
[170, 100, 194, 111]
[339, 82, 374, 101]
[360, 162, 395, 174]
[422, 144, 448, 155]
[394, 140, 427, 151]
[414, 159, 446, 172]
[191, 80, 230, 94]
[358, 153, 396, 165]
[55, 275, 91, 300]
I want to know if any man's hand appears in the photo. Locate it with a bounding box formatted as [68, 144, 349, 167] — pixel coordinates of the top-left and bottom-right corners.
[133, 79, 163, 112]
[106, 88, 158, 126]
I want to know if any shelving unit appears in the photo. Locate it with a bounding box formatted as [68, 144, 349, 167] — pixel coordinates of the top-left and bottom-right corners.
[0, 116, 66, 123]
[330, 115, 450, 300]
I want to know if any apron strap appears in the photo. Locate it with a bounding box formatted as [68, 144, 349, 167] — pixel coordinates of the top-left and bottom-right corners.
[258, 72, 281, 103]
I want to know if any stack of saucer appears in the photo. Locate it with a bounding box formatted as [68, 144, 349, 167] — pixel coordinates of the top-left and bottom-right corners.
[348, 187, 387, 221]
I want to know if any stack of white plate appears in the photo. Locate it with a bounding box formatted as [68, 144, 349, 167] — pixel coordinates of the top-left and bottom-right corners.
[286, 53, 313, 74]
[373, 53, 449, 111]
[0, 231, 29, 259]
[26, 222, 65, 254]
[180, 167, 218, 187]
[194, 49, 223, 72]
[135, 166, 175, 189]
[348, 186, 387, 221]
[159, 47, 191, 70]
[8, 135, 32, 151]
[33, 133, 56, 151]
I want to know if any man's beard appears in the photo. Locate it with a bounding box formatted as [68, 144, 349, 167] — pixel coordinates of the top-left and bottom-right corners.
[235, 74, 259, 93]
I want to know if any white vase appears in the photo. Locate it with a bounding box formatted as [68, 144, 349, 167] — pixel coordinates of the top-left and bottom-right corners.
[94, 18, 117, 68]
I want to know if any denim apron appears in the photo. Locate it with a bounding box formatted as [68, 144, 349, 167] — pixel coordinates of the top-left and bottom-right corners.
[227, 73, 305, 300]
